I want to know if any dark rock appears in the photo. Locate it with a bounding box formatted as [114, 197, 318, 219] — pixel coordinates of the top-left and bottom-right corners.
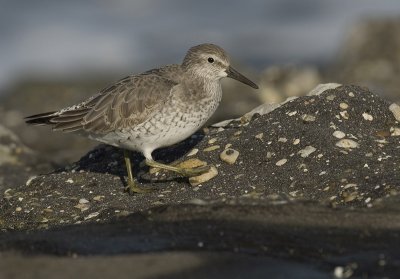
[0, 80, 103, 164]
[1, 84, 400, 278]
[0, 124, 52, 193]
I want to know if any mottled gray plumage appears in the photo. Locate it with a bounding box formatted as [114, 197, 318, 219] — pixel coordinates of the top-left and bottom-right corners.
[26, 43, 258, 193]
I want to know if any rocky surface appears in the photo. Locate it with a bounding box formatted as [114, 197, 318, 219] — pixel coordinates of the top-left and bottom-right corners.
[0, 124, 52, 194]
[1, 84, 400, 278]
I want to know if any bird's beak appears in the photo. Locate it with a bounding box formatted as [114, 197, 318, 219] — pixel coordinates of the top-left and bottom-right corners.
[226, 66, 259, 89]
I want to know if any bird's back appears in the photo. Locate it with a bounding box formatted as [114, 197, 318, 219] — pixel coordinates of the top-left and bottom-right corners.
[25, 65, 181, 135]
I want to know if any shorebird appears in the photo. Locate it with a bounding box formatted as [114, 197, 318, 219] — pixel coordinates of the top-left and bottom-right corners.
[25, 43, 258, 194]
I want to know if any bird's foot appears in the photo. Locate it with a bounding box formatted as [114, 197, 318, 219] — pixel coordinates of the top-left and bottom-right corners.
[124, 179, 154, 195]
[176, 165, 211, 177]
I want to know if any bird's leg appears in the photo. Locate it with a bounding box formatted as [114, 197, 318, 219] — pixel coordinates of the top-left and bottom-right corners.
[123, 150, 152, 194]
[145, 159, 210, 177]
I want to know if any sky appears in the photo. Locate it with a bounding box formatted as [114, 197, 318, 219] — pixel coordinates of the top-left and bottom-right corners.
[1, 0, 400, 91]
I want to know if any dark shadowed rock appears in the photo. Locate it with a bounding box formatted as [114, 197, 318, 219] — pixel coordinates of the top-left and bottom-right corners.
[0, 124, 52, 193]
[1, 84, 400, 278]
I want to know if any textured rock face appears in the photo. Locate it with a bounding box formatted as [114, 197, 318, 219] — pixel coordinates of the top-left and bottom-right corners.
[1, 84, 400, 278]
[0, 124, 51, 193]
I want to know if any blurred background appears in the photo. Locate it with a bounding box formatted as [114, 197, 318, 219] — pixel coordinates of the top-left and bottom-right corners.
[1, 0, 400, 164]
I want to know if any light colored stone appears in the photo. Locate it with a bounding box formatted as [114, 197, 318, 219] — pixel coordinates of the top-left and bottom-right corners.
[203, 145, 220, 152]
[390, 127, 400, 136]
[307, 83, 341, 96]
[335, 139, 359, 149]
[219, 148, 239, 165]
[186, 148, 199, 157]
[208, 138, 218, 144]
[339, 103, 348, 110]
[332, 131, 346, 139]
[255, 133, 264, 140]
[25, 176, 37, 186]
[343, 183, 357, 189]
[362, 112, 373, 121]
[293, 138, 300, 145]
[189, 166, 218, 186]
[301, 114, 316, 122]
[389, 103, 400, 122]
[79, 198, 89, 204]
[275, 158, 288, 166]
[93, 195, 105, 201]
[339, 111, 349, 119]
[84, 212, 100, 220]
[298, 146, 317, 158]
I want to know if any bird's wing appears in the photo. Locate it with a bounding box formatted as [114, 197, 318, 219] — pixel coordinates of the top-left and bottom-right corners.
[51, 74, 178, 134]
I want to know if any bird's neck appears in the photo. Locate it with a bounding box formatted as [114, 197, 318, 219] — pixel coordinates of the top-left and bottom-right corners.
[183, 75, 222, 100]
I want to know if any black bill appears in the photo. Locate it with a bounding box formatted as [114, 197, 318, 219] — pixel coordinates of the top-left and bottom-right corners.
[226, 66, 259, 89]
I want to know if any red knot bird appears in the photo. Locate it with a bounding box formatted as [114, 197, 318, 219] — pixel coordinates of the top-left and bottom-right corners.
[25, 43, 259, 194]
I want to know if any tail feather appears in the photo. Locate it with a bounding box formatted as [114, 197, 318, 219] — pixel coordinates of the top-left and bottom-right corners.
[25, 111, 58, 125]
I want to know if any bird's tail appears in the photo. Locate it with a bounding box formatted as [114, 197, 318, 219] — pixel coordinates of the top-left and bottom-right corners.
[25, 111, 58, 125]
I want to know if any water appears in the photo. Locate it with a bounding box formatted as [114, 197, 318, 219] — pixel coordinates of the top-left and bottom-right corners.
[1, 0, 400, 91]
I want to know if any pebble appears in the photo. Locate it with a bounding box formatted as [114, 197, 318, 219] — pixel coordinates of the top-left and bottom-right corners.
[15, 207, 22, 212]
[335, 139, 359, 149]
[343, 183, 357, 189]
[25, 176, 37, 186]
[348, 92, 355, 97]
[66, 178, 74, 184]
[255, 133, 264, 140]
[203, 145, 220, 152]
[389, 103, 400, 122]
[288, 111, 297, 116]
[339, 103, 348, 110]
[293, 138, 300, 145]
[93, 195, 105, 201]
[208, 138, 218, 144]
[84, 212, 100, 220]
[189, 166, 218, 186]
[220, 148, 239, 165]
[301, 114, 316, 122]
[187, 198, 208, 206]
[275, 159, 288, 166]
[278, 137, 287, 143]
[73, 204, 89, 212]
[362, 112, 373, 121]
[390, 127, 400, 136]
[343, 192, 358, 203]
[339, 111, 349, 119]
[186, 148, 199, 157]
[225, 143, 232, 149]
[332, 131, 346, 139]
[79, 198, 89, 204]
[298, 146, 317, 158]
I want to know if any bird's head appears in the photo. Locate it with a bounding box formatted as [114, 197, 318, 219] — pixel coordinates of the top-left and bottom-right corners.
[182, 43, 258, 89]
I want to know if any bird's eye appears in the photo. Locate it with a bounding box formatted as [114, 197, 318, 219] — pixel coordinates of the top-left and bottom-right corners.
[207, 57, 214, 63]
